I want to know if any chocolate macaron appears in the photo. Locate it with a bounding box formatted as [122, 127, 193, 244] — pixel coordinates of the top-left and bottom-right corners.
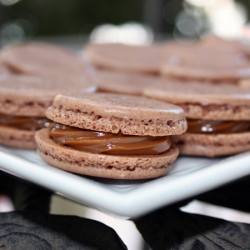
[0, 75, 95, 149]
[35, 93, 187, 179]
[0, 42, 86, 76]
[85, 43, 171, 75]
[160, 38, 250, 83]
[144, 80, 250, 157]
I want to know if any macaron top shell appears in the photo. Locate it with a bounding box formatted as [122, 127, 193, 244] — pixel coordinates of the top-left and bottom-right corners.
[144, 80, 250, 120]
[160, 38, 250, 81]
[46, 93, 187, 136]
[0, 42, 86, 76]
[85, 43, 171, 74]
[200, 35, 250, 55]
[160, 54, 250, 81]
[0, 75, 96, 116]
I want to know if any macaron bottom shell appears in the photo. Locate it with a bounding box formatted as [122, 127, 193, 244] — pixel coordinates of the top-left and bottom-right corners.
[35, 128, 179, 179]
[0, 125, 37, 149]
[172, 132, 250, 157]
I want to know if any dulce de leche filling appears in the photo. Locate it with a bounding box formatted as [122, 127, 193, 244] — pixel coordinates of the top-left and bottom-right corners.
[187, 119, 250, 134]
[49, 123, 171, 155]
[0, 113, 51, 131]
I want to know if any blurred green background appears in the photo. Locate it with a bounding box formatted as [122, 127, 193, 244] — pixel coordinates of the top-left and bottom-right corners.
[0, 0, 190, 39]
[1, 0, 143, 35]
[1, 0, 250, 43]
[0, 0, 145, 37]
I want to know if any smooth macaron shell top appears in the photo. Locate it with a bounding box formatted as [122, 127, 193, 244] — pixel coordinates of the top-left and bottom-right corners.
[200, 35, 250, 55]
[159, 37, 250, 82]
[0, 42, 86, 76]
[0, 75, 96, 117]
[144, 80, 250, 120]
[160, 53, 250, 82]
[85, 43, 172, 74]
[46, 93, 187, 136]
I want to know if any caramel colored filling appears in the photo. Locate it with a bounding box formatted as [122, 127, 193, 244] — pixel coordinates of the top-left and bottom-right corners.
[187, 119, 250, 134]
[49, 123, 171, 155]
[0, 113, 51, 131]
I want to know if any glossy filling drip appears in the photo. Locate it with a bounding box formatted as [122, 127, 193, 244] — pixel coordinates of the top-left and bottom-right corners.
[187, 119, 250, 134]
[49, 123, 171, 155]
[0, 113, 51, 131]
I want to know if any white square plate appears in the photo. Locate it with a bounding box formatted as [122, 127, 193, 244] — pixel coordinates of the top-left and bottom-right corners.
[0, 146, 250, 218]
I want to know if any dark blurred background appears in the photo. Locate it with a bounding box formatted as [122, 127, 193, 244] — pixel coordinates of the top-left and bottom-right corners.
[0, 0, 250, 45]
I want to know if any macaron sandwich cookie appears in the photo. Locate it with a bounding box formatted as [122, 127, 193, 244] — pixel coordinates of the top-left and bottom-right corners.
[0, 75, 95, 149]
[144, 80, 250, 157]
[35, 93, 187, 179]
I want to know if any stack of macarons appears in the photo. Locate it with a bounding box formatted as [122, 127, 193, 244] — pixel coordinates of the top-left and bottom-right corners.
[84, 35, 250, 159]
[1, 36, 250, 180]
[0, 41, 189, 180]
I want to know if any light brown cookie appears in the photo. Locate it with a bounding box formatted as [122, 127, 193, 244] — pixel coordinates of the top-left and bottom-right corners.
[46, 93, 187, 136]
[0, 126, 37, 149]
[144, 80, 250, 157]
[85, 43, 171, 74]
[159, 36, 250, 82]
[160, 48, 250, 82]
[35, 93, 187, 179]
[200, 35, 250, 55]
[0, 75, 96, 149]
[0, 42, 86, 76]
[172, 132, 250, 158]
[144, 80, 250, 120]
